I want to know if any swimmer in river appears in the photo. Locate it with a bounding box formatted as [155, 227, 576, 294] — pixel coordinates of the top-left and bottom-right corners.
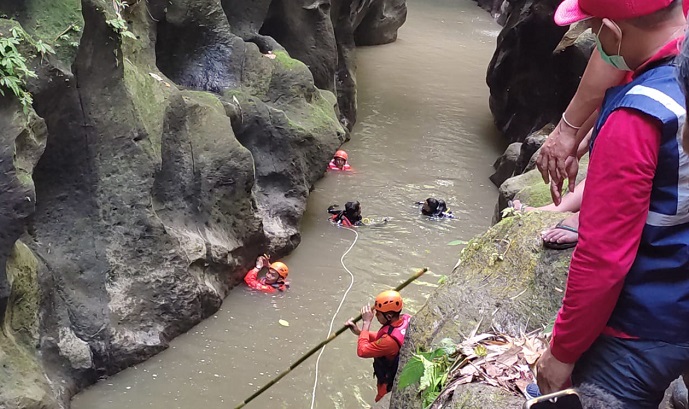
[417, 197, 454, 218]
[328, 201, 363, 227]
[243, 254, 289, 293]
[328, 150, 352, 171]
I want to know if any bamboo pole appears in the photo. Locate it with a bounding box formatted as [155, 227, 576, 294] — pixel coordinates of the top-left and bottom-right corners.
[233, 267, 429, 409]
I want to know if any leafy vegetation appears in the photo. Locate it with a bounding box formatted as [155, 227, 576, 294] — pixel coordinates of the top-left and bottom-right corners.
[0, 25, 56, 113]
[106, 0, 136, 40]
[397, 338, 459, 408]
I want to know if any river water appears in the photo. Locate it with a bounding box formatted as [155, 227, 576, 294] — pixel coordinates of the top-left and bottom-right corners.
[71, 1, 502, 408]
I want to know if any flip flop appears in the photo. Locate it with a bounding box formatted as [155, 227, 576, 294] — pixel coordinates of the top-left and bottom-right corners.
[543, 220, 578, 250]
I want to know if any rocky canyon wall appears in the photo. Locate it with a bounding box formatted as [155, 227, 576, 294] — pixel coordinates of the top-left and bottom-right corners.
[484, 0, 594, 143]
[0, 0, 406, 407]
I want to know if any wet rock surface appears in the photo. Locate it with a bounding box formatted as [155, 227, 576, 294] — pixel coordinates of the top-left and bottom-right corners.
[0, 0, 405, 407]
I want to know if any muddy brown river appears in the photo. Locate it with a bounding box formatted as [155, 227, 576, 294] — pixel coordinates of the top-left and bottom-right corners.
[71, 0, 503, 407]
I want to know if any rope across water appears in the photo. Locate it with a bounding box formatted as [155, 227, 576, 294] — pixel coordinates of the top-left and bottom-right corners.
[309, 226, 359, 409]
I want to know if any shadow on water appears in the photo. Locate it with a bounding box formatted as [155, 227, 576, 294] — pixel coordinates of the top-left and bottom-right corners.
[71, 0, 505, 408]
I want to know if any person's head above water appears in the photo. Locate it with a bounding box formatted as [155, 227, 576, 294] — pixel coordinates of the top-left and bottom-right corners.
[422, 198, 439, 215]
[373, 290, 403, 324]
[554, 0, 683, 71]
[344, 201, 361, 219]
[333, 150, 348, 169]
[264, 261, 288, 284]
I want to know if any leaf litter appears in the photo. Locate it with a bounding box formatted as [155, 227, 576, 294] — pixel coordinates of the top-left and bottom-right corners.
[399, 331, 548, 409]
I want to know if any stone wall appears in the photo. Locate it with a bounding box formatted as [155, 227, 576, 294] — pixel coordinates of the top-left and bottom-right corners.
[0, 0, 406, 407]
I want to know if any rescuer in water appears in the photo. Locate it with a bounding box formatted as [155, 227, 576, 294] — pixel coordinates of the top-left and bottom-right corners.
[244, 254, 289, 293]
[328, 150, 352, 171]
[344, 290, 411, 402]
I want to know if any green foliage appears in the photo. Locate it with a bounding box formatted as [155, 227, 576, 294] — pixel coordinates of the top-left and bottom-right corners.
[447, 240, 468, 246]
[106, 0, 137, 40]
[33, 39, 55, 56]
[398, 339, 459, 408]
[501, 206, 518, 219]
[0, 27, 39, 113]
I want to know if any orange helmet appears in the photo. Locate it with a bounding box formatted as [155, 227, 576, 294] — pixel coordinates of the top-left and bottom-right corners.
[334, 150, 348, 161]
[373, 290, 403, 313]
[270, 262, 289, 278]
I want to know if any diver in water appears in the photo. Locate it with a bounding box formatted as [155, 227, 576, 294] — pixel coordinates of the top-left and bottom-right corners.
[328, 201, 363, 227]
[418, 198, 454, 218]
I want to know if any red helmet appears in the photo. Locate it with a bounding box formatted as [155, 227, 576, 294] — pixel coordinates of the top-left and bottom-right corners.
[334, 150, 348, 161]
[373, 290, 403, 313]
[270, 262, 289, 278]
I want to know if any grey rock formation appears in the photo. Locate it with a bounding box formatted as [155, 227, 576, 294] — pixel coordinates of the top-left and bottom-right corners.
[389, 211, 575, 408]
[0, 0, 363, 406]
[515, 125, 551, 175]
[486, 0, 594, 142]
[490, 142, 522, 187]
[216, 0, 408, 132]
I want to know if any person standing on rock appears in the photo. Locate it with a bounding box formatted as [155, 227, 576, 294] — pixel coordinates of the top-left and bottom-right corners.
[243, 255, 289, 293]
[535, 1, 689, 408]
[328, 150, 352, 171]
[344, 290, 411, 403]
[536, 0, 689, 204]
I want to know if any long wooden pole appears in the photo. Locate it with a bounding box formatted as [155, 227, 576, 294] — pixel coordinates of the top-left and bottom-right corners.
[233, 267, 429, 409]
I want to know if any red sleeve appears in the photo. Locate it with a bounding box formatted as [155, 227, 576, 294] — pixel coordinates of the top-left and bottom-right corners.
[357, 331, 400, 358]
[550, 109, 661, 364]
[244, 268, 276, 293]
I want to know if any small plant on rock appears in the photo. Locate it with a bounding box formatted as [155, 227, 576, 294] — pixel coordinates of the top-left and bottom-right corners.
[0, 27, 38, 113]
[106, 0, 137, 40]
[398, 338, 459, 408]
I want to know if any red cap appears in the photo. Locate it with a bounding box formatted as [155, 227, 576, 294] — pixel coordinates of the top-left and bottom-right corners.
[554, 0, 674, 26]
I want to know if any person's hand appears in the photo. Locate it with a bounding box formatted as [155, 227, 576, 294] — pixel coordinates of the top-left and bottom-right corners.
[536, 347, 575, 395]
[255, 254, 269, 269]
[361, 305, 374, 323]
[537, 126, 580, 205]
[345, 318, 361, 335]
[549, 156, 579, 205]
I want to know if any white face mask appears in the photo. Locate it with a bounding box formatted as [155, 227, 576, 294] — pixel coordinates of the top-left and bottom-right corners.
[595, 21, 632, 71]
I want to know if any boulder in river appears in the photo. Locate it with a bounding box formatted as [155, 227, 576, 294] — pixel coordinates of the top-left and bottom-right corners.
[389, 210, 574, 408]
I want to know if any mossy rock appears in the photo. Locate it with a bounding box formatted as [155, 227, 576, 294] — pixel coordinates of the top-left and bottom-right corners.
[4, 241, 41, 347]
[0, 242, 54, 409]
[0, 333, 55, 409]
[495, 154, 589, 222]
[1, 0, 84, 62]
[391, 211, 574, 409]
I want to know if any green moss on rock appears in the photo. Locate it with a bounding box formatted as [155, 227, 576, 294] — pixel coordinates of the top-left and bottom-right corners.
[0, 242, 53, 409]
[392, 211, 575, 408]
[123, 60, 172, 160]
[4, 241, 41, 346]
[0, 332, 54, 409]
[273, 50, 305, 70]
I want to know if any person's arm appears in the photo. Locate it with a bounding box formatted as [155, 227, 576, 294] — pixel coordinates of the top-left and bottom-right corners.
[550, 109, 660, 364]
[537, 49, 626, 203]
[357, 333, 399, 358]
[244, 267, 276, 293]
